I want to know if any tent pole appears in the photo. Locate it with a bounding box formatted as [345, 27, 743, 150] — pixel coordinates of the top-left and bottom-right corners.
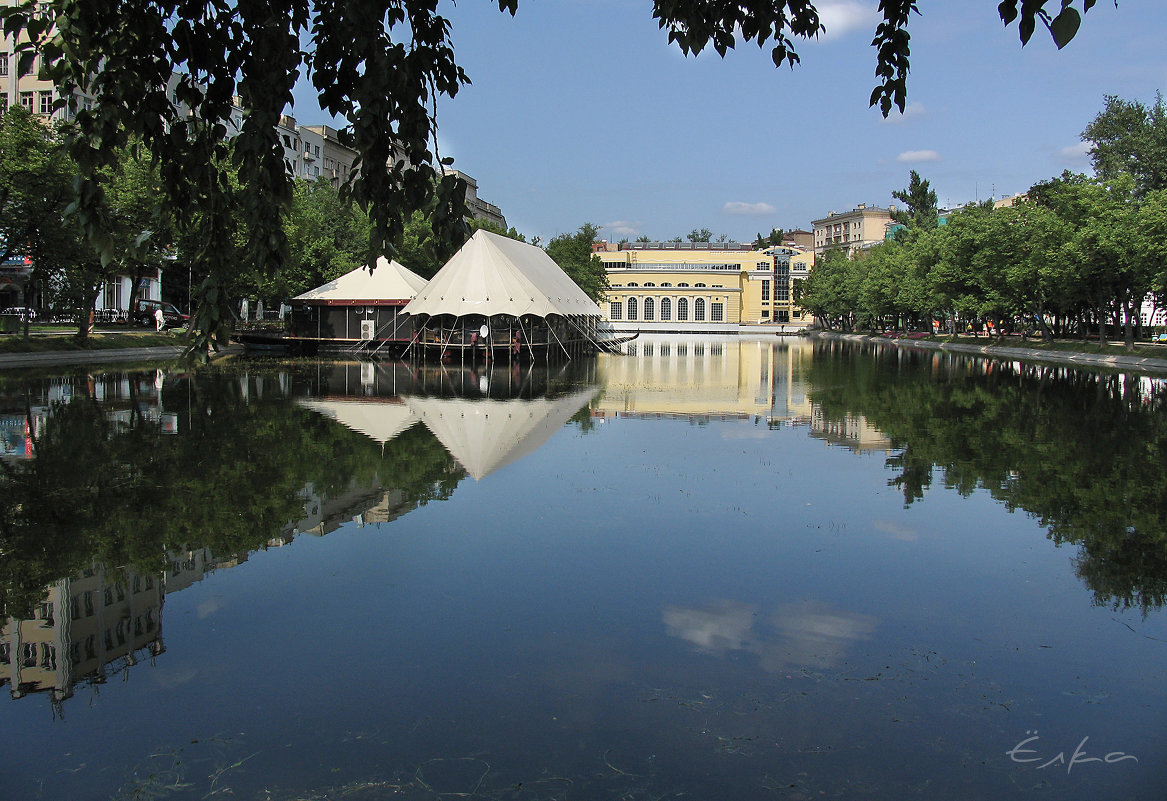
[548, 319, 571, 360]
[517, 316, 536, 359]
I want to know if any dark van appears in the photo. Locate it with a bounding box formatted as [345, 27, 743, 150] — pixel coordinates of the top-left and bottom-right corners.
[131, 298, 190, 329]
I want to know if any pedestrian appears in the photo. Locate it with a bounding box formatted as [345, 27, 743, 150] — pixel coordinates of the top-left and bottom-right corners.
[154, 307, 165, 333]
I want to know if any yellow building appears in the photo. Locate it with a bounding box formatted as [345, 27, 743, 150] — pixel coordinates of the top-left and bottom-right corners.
[596, 243, 812, 331]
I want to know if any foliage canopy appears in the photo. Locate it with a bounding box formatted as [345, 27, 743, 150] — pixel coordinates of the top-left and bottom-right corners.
[0, 1, 1104, 353]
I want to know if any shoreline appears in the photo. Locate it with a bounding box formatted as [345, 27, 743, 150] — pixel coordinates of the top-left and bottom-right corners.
[811, 331, 1167, 375]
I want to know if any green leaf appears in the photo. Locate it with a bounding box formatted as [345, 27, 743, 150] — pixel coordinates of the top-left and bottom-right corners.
[1049, 8, 1081, 49]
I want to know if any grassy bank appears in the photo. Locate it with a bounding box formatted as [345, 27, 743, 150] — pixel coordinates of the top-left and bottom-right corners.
[0, 329, 184, 354]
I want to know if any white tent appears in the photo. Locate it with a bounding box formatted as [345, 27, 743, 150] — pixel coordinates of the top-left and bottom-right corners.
[297, 399, 419, 445]
[402, 230, 602, 319]
[406, 388, 598, 480]
[293, 258, 427, 305]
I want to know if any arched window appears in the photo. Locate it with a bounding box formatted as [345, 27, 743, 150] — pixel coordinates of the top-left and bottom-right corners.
[695, 282, 707, 288]
[695, 298, 706, 321]
[660, 282, 672, 287]
[677, 298, 689, 321]
[644, 282, 656, 287]
[660, 297, 672, 320]
[626, 297, 638, 319]
[643, 297, 655, 321]
[627, 282, 638, 287]
[678, 283, 690, 287]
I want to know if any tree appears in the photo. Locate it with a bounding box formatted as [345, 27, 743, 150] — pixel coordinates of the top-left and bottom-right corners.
[545, 223, 609, 302]
[279, 178, 374, 296]
[0, 0, 1104, 353]
[754, 228, 784, 249]
[891, 170, 939, 238]
[688, 228, 712, 242]
[102, 145, 176, 321]
[1082, 93, 1167, 195]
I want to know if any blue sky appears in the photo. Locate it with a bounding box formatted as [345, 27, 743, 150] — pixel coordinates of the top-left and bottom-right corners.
[292, 1, 1167, 244]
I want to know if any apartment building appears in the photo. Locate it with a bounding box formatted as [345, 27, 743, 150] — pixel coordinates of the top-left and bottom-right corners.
[812, 204, 895, 256]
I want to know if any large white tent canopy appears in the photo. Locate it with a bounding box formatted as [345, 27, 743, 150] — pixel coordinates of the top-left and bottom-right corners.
[403, 229, 602, 319]
[293, 257, 427, 305]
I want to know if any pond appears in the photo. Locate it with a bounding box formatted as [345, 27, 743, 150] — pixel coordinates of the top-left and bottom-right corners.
[1, 335, 1165, 800]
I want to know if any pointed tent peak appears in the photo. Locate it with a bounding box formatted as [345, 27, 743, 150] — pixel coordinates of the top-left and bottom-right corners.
[293, 258, 427, 303]
[404, 229, 603, 319]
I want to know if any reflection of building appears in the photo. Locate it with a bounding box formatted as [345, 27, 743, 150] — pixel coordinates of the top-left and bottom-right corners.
[809, 407, 892, 453]
[289, 480, 419, 536]
[1, 566, 164, 707]
[594, 336, 815, 424]
[596, 242, 810, 331]
[0, 371, 174, 461]
[592, 335, 891, 452]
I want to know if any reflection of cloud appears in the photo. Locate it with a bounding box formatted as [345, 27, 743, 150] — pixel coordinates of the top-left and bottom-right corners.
[873, 518, 917, 541]
[663, 600, 756, 653]
[762, 601, 878, 670]
[197, 597, 224, 618]
[664, 599, 878, 671]
[154, 666, 199, 688]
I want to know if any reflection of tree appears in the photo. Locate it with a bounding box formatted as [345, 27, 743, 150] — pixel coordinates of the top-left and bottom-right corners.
[0, 368, 463, 618]
[807, 341, 1167, 612]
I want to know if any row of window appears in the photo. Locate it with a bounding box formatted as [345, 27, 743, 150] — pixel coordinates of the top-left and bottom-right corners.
[0, 89, 56, 115]
[0, 615, 160, 672]
[610, 297, 725, 322]
[622, 282, 718, 289]
[627, 343, 724, 357]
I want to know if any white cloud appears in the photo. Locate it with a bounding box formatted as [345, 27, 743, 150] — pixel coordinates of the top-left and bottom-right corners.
[881, 101, 926, 124]
[896, 149, 942, 164]
[813, 1, 881, 41]
[602, 220, 643, 238]
[1059, 141, 1092, 160]
[723, 201, 777, 216]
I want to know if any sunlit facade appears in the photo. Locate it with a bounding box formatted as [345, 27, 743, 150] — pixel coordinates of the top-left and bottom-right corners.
[595, 243, 811, 331]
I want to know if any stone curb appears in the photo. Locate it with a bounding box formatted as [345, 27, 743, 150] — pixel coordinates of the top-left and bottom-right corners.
[0, 345, 188, 370]
[812, 332, 1167, 375]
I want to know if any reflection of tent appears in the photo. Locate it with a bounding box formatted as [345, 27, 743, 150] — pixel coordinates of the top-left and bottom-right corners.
[403, 230, 602, 319]
[293, 257, 427, 306]
[296, 399, 418, 445]
[406, 388, 598, 480]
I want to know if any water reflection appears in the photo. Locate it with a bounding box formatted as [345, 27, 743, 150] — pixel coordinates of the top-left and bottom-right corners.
[808, 337, 1167, 613]
[663, 599, 879, 672]
[295, 361, 599, 480]
[1, 339, 1166, 800]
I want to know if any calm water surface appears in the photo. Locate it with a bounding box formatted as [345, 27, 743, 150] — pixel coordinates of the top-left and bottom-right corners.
[2, 336, 1165, 800]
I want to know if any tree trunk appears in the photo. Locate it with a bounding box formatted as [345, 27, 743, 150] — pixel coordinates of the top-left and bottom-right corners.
[74, 282, 102, 345]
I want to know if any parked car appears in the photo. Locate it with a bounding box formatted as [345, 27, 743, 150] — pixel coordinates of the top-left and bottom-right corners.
[1, 306, 37, 322]
[130, 298, 190, 330]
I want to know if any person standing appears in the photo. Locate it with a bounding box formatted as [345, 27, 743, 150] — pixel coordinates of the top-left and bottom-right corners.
[154, 307, 165, 333]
